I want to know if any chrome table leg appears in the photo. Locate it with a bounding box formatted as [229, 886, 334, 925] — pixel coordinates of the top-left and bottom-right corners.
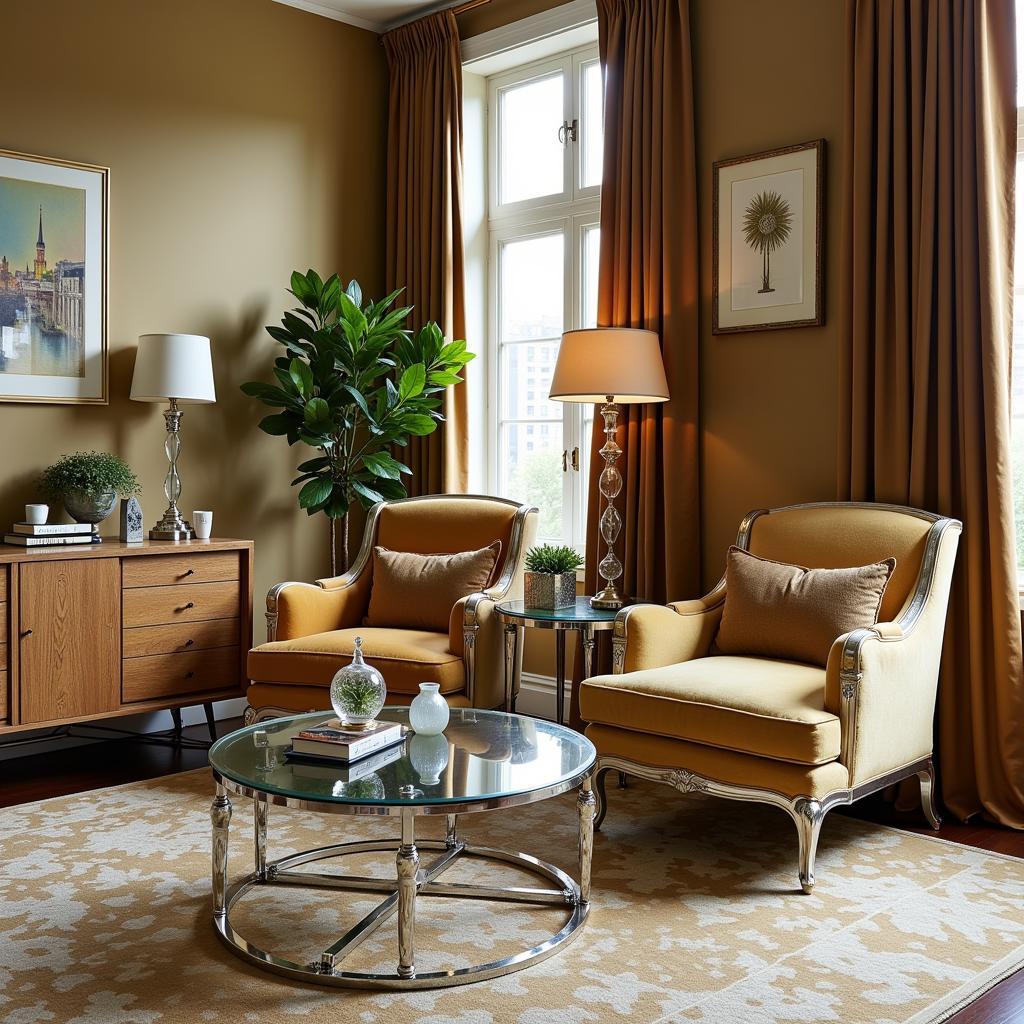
[211, 786, 232, 916]
[578, 776, 595, 906]
[254, 792, 268, 880]
[581, 625, 595, 679]
[445, 814, 458, 849]
[397, 812, 419, 978]
[555, 630, 567, 726]
[503, 623, 519, 713]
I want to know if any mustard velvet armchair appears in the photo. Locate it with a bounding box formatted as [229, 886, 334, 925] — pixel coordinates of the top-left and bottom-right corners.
[579, 502, 962, 894]
[246, 495, 538, 722]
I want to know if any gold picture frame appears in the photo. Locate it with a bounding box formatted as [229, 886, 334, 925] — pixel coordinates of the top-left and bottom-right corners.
[713, 139, 824, 334]
[0, 148, 109, 403]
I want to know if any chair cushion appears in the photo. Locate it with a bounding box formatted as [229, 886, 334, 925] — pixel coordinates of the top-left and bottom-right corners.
[714, 546, 895, 666]
[579, 656, 840, 765]
[364, 542, 501, 633]
[247, 627, 464, 695]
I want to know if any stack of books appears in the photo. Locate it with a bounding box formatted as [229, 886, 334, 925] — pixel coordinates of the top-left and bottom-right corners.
[286, 719, 405, 764]
[3, 521, 98, 548]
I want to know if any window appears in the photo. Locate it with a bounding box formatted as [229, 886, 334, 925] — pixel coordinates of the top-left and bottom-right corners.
[487, 44, 602, 547]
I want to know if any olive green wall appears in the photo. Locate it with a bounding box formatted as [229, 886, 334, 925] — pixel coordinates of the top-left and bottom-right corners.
[0, 0, 388, 641]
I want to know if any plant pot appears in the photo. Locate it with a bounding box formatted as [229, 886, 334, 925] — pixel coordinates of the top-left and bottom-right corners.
[63, 490, 117, 527]
[524, 571, 576, 610]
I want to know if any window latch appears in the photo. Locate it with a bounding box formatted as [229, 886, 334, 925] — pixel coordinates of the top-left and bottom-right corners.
[571, 446, 580, 472]
[557, 119, 578, 145]
[562, 448, 568, 472]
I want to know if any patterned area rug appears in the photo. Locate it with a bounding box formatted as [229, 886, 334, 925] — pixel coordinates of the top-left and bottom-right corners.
[1, 768, 1021, 1024]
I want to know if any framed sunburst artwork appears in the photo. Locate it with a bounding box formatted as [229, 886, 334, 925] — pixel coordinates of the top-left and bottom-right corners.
[713, 139, 824, 333]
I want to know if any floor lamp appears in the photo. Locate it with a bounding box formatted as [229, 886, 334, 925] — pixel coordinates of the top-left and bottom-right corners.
[550, 328, 669, 609]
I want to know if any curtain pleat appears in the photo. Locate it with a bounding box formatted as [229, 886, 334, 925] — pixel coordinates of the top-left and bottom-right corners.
[383, 10, 468, 494]
[840, 0, 1024, 826]
[571, 0, 700, 725]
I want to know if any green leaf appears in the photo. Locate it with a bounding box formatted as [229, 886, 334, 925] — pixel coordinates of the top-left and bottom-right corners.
[240, 381, 297, 406]
[303, 397, 332, 431]
[258, 413, 294, 436]
[351, 480, 384, 506]
[326, 487, 351, 518]
[361, 451, 404, 480]
[346, 279, 363, 309]
[289, 270, 317, 308]
[298, 476, 333, 508]
[399, 363, 426, 402]
[297, 455, 331, 473]
[289, 358, 314, 399]
[402, 413, 437, 435]
[342, 384, 371, 420]
[427, 369, 462, 387]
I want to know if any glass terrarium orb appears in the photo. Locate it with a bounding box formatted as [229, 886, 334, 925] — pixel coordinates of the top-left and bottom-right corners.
[330, 637, 387, 728]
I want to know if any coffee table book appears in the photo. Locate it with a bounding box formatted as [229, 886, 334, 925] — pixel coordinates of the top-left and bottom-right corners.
[3, 532, 95, 546]
[291, 719, 404, 761]
[10, 522, 93, 535]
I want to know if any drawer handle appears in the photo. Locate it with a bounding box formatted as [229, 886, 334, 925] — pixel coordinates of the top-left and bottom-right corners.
[179, 602, 195, 611]
[180, 568, 195, 578]
[20, 628, 32, 638]
[186, 670, 195, 679]
[184, 638, 194, 647]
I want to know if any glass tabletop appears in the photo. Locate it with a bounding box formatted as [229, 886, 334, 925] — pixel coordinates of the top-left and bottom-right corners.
[210, 707, 596, 810]
[496, 596, 620, 624]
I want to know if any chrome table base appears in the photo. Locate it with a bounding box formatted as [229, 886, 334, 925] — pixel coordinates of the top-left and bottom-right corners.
[210, 778, 594, 989]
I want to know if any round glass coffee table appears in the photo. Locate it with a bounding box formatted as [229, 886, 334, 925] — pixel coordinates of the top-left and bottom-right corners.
[208, 707, 597, 989]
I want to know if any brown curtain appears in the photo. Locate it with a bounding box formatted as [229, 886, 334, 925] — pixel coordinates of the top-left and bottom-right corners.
[840, 0, 1024, 826]
[383, 11, 468, 494]
[571, 0, 700, 722]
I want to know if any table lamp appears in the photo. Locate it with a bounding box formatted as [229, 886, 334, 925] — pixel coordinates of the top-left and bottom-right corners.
[550, 327, 669, 608]
[130, 333, 216, 540]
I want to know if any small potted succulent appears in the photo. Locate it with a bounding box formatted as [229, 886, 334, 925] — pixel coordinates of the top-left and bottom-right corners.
[524, 544, 583, 610]
[40, 451, 141, 528]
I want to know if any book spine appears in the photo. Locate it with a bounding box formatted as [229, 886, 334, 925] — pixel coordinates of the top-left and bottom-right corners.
[347, 729, 402, 759]
[11, 522, 93, 535]
[3, 534, 94, 546]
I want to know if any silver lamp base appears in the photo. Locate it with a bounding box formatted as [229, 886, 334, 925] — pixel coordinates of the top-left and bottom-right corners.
[590, 584, 626, 610]
[150, 507, 194, 541]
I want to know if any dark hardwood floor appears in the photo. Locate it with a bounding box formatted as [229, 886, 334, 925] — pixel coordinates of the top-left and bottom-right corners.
[1, 722, 1020, 1023]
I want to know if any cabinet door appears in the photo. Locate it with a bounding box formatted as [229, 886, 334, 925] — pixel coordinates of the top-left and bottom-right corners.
[19, 559, 120, 724]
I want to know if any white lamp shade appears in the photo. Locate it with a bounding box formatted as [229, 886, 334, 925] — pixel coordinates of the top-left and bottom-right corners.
[130, 334, 216, 404]
[549, 327, 669, 404]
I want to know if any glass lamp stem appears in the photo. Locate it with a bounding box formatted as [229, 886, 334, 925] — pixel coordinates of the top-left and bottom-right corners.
[149, 397, 194, 540]
[592, 394, 625, 609]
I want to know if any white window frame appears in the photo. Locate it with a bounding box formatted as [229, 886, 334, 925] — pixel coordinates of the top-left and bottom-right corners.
[485, 43, 602, 550]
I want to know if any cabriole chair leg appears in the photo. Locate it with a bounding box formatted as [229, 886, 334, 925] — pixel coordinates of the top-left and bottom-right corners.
[917, 759, 942, 831]
[594, 766, 613, 831]
[793, 797, 825, 895]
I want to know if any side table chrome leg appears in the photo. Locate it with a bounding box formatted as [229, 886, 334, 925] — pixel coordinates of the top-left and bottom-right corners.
[254, 792, 268, 880]
[211, 786, 232, 916]
[555, 630, 567, 726]
[578, 776, 596, 906]
[397, 812, 419, 978]
[503, 623, 518, 713]
[445, 814, 458, 849]
[581, 626, 595, 681]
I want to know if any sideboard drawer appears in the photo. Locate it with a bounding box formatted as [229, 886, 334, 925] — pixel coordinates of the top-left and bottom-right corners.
[0, 667, 6, 722]
[123, 618, 238, 658]
[0, 602, 6, 645]
[123, 552, 239, 589]
[123, 646, 240, 702]
[0, 571, 6, 602]
[123, 581, 240, 628]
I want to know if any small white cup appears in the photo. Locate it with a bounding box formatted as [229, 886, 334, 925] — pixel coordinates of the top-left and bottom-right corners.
[192, 510, 213, 540]
[25, 504, 48, 525]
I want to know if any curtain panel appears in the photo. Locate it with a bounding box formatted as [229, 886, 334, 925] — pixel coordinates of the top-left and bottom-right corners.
[383, 10, 469, 494]
[571, 0, 701, 724]
[839, 0, 1024, 826]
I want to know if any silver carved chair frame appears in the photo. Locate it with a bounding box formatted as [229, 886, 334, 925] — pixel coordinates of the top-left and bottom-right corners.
[245, 494, 538, 725]
[589, 501, 962, 894]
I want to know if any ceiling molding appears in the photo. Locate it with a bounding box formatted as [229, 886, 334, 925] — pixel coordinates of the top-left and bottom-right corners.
[460, 0, 598, 65]
[271, 0, 385, 33]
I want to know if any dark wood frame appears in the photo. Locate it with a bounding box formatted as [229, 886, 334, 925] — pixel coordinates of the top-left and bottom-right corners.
[712, 139, 825, 334]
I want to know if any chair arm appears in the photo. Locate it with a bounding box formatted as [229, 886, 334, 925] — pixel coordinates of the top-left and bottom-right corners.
[613, 589, 726, 674]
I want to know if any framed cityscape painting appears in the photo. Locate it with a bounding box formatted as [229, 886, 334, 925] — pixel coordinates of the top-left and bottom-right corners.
[0, 149, 108, 403]
[713, 139, 824, 333]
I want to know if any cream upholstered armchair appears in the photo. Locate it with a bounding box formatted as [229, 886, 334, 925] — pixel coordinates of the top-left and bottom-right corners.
[246, 495, 537, 721]
[579, 502, 961, 894]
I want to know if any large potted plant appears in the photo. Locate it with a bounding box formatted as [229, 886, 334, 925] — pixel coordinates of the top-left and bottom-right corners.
[524, 544, 582, 610]
[40, 451, 141, 528]
[241, 271, 474, 574]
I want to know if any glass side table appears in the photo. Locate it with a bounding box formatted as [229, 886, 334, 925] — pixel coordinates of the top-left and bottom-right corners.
[495, 597, 619, 730]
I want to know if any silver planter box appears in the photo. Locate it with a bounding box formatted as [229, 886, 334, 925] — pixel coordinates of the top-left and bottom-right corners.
[524, 571, 576, 610]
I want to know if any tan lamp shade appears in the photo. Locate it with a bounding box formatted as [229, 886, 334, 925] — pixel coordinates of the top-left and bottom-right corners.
[549, 327, 669, 404]
[130, 333, 216, 404]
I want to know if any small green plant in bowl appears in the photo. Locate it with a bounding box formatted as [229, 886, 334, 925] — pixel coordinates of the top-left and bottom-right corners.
[524, 544, 582, 610]
[40, 451, 141, 527]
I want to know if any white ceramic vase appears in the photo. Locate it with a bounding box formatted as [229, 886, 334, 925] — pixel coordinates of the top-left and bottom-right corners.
[409, 682, 449, 735]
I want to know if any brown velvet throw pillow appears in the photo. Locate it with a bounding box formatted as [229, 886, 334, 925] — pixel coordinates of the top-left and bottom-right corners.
[364, 542, 502, 633]
[714, 546, 896, 666]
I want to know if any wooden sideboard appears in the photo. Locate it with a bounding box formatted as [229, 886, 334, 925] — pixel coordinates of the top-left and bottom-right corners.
[0, 538, 253, 735]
